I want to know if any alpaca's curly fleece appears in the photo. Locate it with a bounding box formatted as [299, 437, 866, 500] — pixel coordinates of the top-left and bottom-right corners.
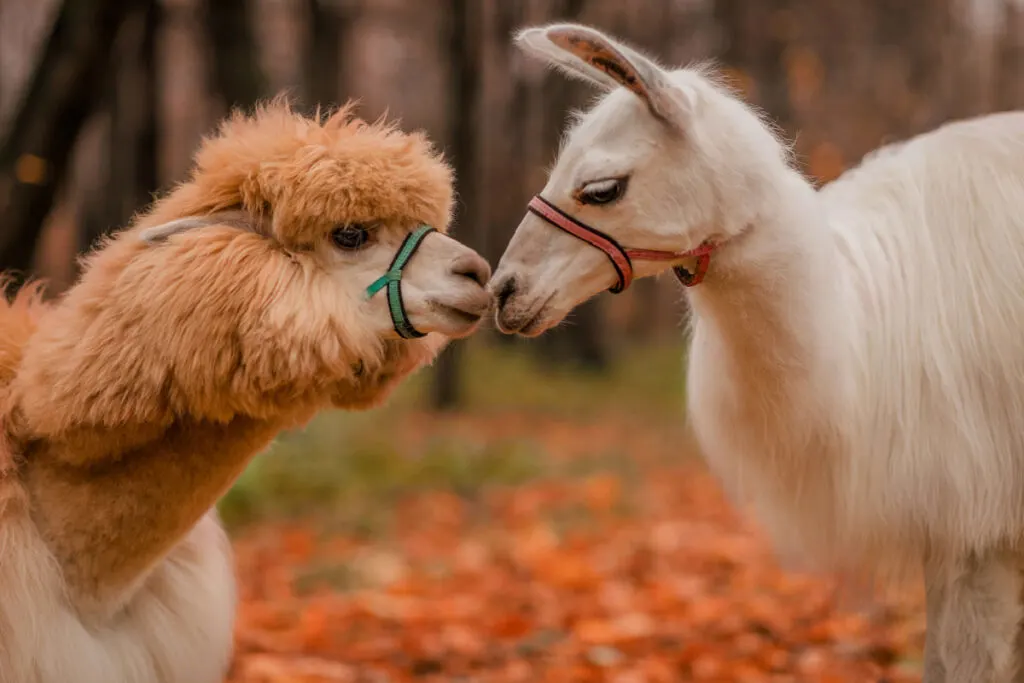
[0, 98, 459, 683]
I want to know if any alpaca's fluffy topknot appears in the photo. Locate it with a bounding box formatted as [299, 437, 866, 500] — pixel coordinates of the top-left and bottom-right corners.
[147, 98, 455, 249]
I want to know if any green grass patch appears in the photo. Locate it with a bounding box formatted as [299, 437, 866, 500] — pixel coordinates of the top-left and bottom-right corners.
[218, 428, 548, 532]
[219, 338, 688, 532]
[410, 336, 689, 419]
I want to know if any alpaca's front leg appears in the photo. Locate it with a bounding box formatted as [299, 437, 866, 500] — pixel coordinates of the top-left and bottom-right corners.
[939, 552, 1022, 683]
[923, 558, 948, 683]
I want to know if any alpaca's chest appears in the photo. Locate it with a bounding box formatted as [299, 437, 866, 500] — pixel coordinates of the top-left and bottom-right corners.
[0, 511, 236, 683]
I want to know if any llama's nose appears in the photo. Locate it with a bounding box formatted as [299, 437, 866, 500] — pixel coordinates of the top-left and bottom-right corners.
[494, 276, 517, 311]
[451, 252, 491, 288]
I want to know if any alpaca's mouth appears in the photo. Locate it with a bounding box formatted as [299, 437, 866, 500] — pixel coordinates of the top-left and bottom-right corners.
[427, 300, 489, 338]
[434, 302, 483, 325]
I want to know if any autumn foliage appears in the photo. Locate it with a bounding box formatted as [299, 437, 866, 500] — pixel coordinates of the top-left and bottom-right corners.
[226, 411, 926, 683]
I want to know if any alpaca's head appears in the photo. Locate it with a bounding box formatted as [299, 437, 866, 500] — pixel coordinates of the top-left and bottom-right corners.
[491, 23, 791, 336]
[47, 101, 493, 417]
[148, 100, 491, 344]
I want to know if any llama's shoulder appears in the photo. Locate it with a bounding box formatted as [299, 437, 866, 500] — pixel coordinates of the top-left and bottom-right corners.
[815, 111, 1024, 265]
[822, 111, 1024, 206]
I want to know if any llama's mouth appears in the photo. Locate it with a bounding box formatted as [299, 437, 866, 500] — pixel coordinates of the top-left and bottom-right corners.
[516, 307, 556, 337]
[495, 293, 557, 337]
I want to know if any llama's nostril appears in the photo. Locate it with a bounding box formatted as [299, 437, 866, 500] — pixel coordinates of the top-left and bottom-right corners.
[496, 277, 517, 310]
[451, 253, 492, 287]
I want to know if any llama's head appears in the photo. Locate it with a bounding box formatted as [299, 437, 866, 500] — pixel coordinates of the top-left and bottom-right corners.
[76, 100, 492, 413]
[491, 23, 791, 336]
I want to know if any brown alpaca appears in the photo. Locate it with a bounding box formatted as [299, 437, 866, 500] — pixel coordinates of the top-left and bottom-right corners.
[0, 100, 491, 683]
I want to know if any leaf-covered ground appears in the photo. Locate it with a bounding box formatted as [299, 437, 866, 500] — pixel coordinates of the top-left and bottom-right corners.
[222, 343, 926, 683]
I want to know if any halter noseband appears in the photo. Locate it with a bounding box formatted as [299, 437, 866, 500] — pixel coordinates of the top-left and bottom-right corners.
[526, 195, 715, 293]
[365, 224, 435, 339]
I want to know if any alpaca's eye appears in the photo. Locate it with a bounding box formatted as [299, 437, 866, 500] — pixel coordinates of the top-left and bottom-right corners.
[578, 178, 627, 206]
[330, 224, 370, 250]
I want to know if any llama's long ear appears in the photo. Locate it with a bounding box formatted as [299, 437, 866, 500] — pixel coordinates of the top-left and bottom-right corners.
[519, 23, 693, 130]
[514, 26, 620, 92]
[138, 209, 263, 244]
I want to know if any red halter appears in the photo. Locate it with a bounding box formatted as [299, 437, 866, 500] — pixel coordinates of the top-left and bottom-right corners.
[526, 195, 715, 293]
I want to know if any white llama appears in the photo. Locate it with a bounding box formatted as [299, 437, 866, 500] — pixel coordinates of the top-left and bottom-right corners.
[491, 22, 1024, 683]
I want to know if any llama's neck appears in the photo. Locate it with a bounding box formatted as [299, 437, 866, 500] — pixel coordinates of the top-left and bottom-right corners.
[685, 169, 849, 451]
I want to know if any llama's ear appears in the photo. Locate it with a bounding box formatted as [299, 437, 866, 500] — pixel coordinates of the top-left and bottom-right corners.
[514, 26, 620, 92]
[526, 23, 693, 130]
[138, 210, 263, 244]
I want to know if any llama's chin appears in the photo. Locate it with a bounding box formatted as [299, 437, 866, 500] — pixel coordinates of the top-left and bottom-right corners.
[494, 289, 564, 337]
[517, 310, 560, 337]
[497, 304, 562, 337]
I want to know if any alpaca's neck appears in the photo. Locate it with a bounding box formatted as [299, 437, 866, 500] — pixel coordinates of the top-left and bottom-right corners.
[20, 414, 294, 612]
[686, 169, 849, 452]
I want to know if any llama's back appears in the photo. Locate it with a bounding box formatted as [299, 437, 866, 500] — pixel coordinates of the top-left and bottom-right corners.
[820, 111, 1024, 563]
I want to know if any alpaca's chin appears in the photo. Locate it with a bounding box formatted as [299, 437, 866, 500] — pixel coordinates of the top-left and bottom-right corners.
[331, 336, 446, 410]
[332, 381, 397, 411]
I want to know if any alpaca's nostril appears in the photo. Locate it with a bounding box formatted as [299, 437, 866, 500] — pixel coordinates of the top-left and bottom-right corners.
[451, 253, 492, 287]
[496, 277, 517, 310]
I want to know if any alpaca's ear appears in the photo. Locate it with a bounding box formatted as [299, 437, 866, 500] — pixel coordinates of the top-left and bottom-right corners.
[138, 210, 262, 244]
[519, 23, 693, 130]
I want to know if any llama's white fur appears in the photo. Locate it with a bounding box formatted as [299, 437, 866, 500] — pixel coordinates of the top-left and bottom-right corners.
[691, 110, 1024, 580]
[493, 23, 1024, 682]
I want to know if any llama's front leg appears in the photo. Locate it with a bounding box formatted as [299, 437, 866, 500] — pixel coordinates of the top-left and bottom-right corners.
[940, 553, 1023, 683]
[923, 558, 948, 683]
[1011, 566, 1024, 683]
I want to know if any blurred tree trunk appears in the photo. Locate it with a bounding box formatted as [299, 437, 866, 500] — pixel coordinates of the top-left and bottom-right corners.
[713, 0, 792, 134]
[487, 0, 528, 266]
[81, 0, 161, 257]
[0, 0, 137, 283]
[535, 0, 610, 373]
[994, 0, 1024, 111]
[431, 0, 481, 410]
[203, 0, 266, 115]
[484, 0, 530, 349]
[871, 0, 967, 130]
[302, 0, 350, 113]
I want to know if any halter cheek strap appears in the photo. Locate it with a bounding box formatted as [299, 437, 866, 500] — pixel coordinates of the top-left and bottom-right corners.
[365, 225, 435, 339]
[526, 195, 715, 292]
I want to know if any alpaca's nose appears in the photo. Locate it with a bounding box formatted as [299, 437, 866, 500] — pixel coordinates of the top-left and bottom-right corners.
[450, 252, 491, 287]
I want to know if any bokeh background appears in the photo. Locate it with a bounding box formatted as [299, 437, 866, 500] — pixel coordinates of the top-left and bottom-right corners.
[2, 1, 1022, 681]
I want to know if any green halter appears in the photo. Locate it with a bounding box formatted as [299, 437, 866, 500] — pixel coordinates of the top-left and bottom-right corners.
[365, 225, 436, 339]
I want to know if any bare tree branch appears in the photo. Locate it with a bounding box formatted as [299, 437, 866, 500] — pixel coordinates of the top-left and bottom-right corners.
[0, 0, 139, 282]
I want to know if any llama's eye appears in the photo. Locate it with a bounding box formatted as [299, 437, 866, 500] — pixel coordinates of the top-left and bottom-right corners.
[578, 178, 627, 206]
[330, 224, 370, 250]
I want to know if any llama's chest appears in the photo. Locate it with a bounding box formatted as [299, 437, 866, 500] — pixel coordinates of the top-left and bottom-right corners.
[687, 299, 1024, 573]
[1, 511, 236, 683]
[686, 330, 839, 527]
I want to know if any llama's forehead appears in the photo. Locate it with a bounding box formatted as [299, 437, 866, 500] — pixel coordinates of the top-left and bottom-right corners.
[553, 90, 663, 187]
